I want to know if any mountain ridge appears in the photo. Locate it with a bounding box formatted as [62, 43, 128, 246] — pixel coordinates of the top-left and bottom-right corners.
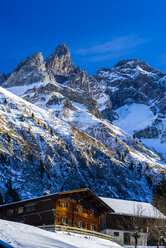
[0, 44, 166, 204]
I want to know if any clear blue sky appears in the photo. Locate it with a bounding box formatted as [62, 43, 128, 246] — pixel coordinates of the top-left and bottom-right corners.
[1, 0, 166, 75]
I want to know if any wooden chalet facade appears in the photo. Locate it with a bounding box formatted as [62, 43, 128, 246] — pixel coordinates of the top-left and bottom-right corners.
[0, 189, 111, 232]
[0, 189, 165, 246]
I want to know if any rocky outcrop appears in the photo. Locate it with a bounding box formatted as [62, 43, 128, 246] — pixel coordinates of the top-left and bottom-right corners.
[65, 70, 91, 92]
[93, 59, 166, 158]
[95, 59, 166, 112]
[2, 53, 50, 88]
[45, 43, 80, 83]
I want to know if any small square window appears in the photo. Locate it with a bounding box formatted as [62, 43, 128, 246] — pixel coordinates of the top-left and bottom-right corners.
[58, 216, 68, 225]
[25, 204, 35, 213]
[90, 209, 94, 215]
[17, 207, 23, 214]
[90, 224, 95, 231]
[78, 205, 83, 212]
[62, 201, 68, 208]
[114, 232, 119, 236]
[78, 221, 84, 228]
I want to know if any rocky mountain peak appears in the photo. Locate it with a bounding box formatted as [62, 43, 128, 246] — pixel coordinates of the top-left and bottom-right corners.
[114, 59, 140, 68]
[14, 52, 45, 72]
[2, 52, 49, 88]
[114, 59, 165, 77]
[54, 43, 70, 58]
[45, 44, 76, 83]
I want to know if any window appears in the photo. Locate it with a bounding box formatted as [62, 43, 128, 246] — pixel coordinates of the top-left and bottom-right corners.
[78, 205, 83, 212]
[61, 201, 68, 208]
[17, 207, 23, 214]
[90, 224, 95, 231]
[25, 203, 35, 213]
[7, 209, 14, 216]
[61, 217, 68, 225]
[90, 209, 94, 215]
[78, 221, 84, 228]
[114, 232, 119, 237]
[58, 216, 68, 225]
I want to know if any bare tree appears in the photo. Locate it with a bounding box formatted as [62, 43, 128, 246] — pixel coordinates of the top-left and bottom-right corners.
[117, 203, 148, 248]
[147, 196, 166, 248]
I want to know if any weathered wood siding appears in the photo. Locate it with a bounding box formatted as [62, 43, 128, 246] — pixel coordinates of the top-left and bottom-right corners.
[0, 189, 110, 232]
[99, 213, 149, 232]
[55, 198, 99, 231]
[0, 197, 56, 226]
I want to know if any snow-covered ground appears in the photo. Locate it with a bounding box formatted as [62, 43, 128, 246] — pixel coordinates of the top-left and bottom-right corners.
[113, 103, 166, 159]
[125, 246, 165, 248]
[113, 104, 155, 135]
[0, 219, 121, 248]
[6, 82, 47, 96]
[142, 138, 166, 159]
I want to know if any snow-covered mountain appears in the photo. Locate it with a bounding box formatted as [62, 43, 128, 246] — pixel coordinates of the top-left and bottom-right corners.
[94, 59, 166, 158]
[0, 44, 166, 204]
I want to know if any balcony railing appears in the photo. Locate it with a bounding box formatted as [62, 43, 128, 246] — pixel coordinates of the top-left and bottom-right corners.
[38, 224, 114, 242]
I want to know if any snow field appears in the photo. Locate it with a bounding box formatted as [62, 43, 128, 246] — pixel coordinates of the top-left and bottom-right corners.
[0, 219, 121, 248]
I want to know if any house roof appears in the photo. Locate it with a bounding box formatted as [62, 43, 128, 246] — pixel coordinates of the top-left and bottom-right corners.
[0, 188, 112, 213]
[100, 197, 166, 219]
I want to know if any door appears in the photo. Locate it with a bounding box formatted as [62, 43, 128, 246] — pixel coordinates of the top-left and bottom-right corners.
[124, 232, 130, 245]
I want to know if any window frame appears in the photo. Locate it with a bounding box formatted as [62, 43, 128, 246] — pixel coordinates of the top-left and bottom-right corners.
[17, 206, 24, 214]
[78, 205, 83, 213]
[61, 201, 68, 208]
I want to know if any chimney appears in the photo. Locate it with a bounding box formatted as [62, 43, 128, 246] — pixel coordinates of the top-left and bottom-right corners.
[43, 190, 50, 196]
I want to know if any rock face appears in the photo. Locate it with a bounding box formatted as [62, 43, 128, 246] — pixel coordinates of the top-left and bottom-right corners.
[45, 43, 79, 83]
[2, 53, 50, 88]
[93, 59, 166, 158]
[95, 59, 165, 112]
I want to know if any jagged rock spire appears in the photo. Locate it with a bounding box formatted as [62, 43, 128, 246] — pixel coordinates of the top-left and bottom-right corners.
[45, 44, 77, 83]
[54, 43, 70, 58]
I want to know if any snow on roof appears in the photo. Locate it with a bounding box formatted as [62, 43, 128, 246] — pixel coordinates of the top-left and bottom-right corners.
[100, 197, 165, 219]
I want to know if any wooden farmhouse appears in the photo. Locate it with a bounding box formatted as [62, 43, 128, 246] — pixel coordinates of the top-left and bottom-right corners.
[100, 197, 166, 246]
[0, 188, 165, 246]
[0, 189, 111, 232]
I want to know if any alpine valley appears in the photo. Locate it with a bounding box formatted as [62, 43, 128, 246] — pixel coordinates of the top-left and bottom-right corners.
[0, 44, 166, 204]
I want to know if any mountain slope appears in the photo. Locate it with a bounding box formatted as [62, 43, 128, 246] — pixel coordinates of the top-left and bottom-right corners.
[0, 45, 166, 203]
[0, 86, 165, 203]
[94, 59, 166, 158]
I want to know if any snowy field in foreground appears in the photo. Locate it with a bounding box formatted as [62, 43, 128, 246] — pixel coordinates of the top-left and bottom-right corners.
[124, 246, 165, 248]
[0, 219, 121, 248]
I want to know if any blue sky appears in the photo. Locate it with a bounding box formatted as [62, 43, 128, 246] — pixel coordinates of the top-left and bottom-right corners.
[0, 0, 166, 75]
